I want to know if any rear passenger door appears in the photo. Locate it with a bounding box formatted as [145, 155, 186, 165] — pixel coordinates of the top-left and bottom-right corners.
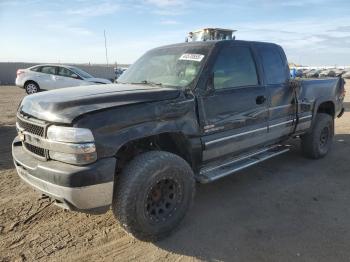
[199, 44, 269, 162]
[37, 66, 58, 90]
[256, 45, 295, 142]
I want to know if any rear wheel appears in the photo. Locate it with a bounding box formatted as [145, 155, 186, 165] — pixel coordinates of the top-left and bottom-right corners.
[112, 151, 195, 241]
[301, 113, 334, 159]
[25, 82, 39, 94]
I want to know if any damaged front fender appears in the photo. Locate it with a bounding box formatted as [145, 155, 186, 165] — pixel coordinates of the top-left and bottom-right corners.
[74, 94, 200, 158]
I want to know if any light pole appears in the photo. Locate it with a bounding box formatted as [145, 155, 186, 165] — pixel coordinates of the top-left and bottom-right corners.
[104, 30, 109, 66]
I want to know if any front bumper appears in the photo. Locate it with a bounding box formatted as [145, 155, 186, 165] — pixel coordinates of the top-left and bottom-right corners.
[12, 138, 116, 213]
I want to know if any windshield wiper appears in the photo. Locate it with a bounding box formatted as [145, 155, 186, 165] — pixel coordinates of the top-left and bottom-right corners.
[131, 80, 163, 86]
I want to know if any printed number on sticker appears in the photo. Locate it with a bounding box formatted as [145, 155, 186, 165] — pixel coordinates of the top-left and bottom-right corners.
[179, 53, 204, 62]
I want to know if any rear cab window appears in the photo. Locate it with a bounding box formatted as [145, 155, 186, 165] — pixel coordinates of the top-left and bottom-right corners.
[257, 45, 289, 85]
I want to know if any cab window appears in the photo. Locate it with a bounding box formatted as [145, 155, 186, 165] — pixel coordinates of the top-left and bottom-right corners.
[58, 67, 77, 78]
[258, 46, 288, 84]
[212, 46, 258, 90]
[40, 66, 56, 75]
[30, 66, 41, 72]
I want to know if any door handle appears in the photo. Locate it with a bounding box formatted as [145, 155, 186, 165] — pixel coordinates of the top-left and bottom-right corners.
[256, 95, 266, 105]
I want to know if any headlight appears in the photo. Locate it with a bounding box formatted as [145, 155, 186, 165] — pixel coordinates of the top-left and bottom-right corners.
[47, 125, 96, 165]
[47, 125, 94, 143]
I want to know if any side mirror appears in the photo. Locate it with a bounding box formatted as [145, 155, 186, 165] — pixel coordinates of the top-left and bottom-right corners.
[72, 73, 79, 79]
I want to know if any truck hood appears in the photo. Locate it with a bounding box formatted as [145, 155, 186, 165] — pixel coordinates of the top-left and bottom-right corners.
[19, 83, 181, 124]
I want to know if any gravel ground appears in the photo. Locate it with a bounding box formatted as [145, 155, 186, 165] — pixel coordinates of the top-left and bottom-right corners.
[0, 84, 350, 261]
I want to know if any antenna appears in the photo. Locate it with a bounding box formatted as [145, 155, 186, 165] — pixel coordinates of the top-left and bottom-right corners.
[104, 30, 109, 66]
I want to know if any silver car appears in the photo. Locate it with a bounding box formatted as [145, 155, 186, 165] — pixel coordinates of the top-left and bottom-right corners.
[16, 64, 112, 94]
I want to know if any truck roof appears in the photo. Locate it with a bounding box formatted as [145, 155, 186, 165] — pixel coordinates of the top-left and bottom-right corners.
[153, 40, 282, 50]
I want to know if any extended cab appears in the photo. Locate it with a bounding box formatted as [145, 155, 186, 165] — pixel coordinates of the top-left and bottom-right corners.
[12, 40, 345, 241]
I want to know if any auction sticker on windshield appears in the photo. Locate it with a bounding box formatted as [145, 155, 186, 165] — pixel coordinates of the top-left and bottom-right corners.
[179, 53, 205, 62]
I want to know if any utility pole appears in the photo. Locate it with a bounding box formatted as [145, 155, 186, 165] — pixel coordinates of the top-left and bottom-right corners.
[104, 30, 109, 66]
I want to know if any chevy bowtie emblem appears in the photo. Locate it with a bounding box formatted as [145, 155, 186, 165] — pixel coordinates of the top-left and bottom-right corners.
[18, 130, 25, 141]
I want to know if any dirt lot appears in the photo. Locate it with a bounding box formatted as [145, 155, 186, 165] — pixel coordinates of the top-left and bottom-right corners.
[0, 84, 350, 261]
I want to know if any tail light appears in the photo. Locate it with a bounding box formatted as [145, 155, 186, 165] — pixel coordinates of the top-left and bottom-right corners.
[16, 69, 25, 76]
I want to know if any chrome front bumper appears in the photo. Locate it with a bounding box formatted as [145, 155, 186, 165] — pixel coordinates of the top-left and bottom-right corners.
[12, 138, 116, 213]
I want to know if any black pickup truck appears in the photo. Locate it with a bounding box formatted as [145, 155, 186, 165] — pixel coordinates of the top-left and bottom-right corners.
[12, 40, 345, 241]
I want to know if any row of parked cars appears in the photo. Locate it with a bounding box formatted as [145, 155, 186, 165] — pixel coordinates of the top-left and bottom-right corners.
[292, 68, 350, 79]
[15, 64, 122, 94]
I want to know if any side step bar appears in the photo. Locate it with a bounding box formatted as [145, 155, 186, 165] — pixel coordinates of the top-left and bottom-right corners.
[197, 145, 290, 183]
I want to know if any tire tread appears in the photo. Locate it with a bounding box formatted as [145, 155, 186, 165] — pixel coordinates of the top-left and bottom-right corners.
[301, 113, 334, 159]
[112, 151, 195, 241]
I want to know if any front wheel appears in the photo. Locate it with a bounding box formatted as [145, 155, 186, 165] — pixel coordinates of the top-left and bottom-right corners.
[112, 151, 195, 241]
[301, 113, 334, 159]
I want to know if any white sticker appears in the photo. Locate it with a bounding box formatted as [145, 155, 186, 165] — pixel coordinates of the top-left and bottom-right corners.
[179, 53, 205, 62]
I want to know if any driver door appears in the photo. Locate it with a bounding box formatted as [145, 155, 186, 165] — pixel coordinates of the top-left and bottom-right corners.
[56, 67, 83, 88]
[198, 44, 269, 162]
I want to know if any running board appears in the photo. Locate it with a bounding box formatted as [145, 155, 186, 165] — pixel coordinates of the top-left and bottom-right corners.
[197, 145, 290, 183]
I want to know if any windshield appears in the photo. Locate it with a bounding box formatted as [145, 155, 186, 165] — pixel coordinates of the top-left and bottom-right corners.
[118, 45, 211, 88]
[70, 67, 93, 79]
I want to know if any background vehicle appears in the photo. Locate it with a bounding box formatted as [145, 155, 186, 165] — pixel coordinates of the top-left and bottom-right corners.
[16, 64, 112, 94]
[319, 69, 337, 78]
[343, 70, 350, 79]
[114, 67, 127, 81]
[290, 68, 304, 78]
[13, 40, 345, 241]
[327, 70, 336, 77]
[302, 68, 311, 77]
[334, 68, 346, 76]
[295, 69, 303, 77]
[319, 69, 329, 77]
[305, 69, 320, 78]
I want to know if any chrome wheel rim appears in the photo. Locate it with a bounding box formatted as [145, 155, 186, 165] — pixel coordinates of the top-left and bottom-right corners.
[26, 83, 37, 94]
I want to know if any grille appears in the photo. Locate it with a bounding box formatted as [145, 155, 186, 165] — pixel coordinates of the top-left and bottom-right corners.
[17, 117, 45, 137]
[24, 142, 46, 157]
[17, 114, 47, 158]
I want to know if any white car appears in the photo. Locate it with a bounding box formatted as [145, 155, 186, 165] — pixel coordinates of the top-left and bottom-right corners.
[16, 64, 112, 94]
[343, 70, 350, 79]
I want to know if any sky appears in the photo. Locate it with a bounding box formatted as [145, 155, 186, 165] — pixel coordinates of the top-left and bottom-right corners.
[0, 0, 350, 66]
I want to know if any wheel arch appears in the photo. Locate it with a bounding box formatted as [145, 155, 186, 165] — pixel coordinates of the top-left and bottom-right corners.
[316, 100, 335, 118]
[24, 80, 40, 89]
[308, 100, 335, 132]
[114, 131, 199, 176]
